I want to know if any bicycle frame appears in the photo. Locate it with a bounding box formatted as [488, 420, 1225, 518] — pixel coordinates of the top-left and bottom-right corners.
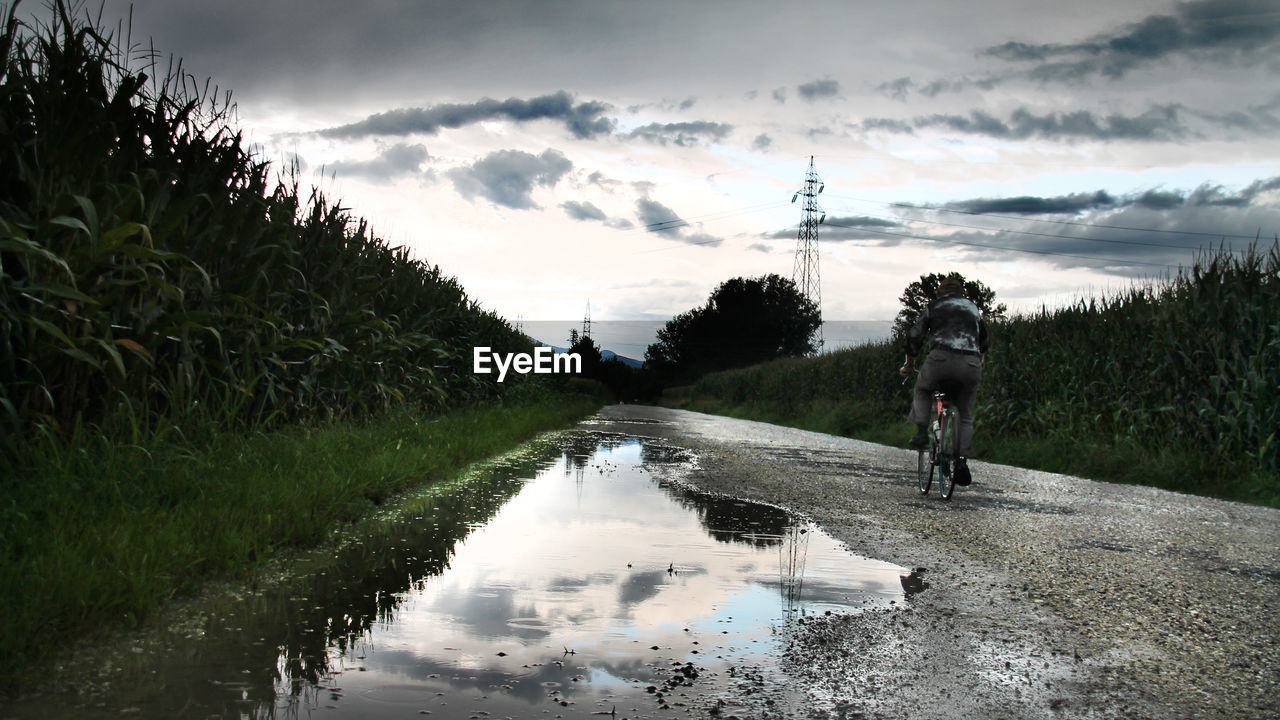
[918, 389, 959, 500]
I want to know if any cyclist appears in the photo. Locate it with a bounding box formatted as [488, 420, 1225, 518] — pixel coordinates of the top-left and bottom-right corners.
[898, 276, 988, 485]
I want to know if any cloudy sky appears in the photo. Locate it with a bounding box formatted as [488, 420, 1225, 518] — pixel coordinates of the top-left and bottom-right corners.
[24, 0, 1280, 353]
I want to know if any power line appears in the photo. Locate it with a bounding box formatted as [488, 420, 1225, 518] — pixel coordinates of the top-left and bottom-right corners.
[592, 187, 1264, 267]
[821, 220, 1180, 268]
[626, 200, 791, 235]
[620, 200, 791, 255]
[827, 210, 1235, 252]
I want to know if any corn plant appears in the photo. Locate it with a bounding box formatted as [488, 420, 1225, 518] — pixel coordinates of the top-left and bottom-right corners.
[0, 1, 535, 463]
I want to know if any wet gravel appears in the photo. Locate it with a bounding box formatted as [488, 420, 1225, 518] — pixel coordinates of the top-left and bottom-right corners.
[586, 404, 1280, 720]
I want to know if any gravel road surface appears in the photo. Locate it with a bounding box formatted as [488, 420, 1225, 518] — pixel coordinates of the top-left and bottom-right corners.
[587, 404, 1280, 720]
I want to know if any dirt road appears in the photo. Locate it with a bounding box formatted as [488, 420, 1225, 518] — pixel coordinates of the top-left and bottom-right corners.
[587, 404, 1280, 720]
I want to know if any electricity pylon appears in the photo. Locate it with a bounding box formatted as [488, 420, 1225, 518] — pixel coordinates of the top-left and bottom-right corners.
[791, 156, 825, 352]
[779, 524, 811, 614]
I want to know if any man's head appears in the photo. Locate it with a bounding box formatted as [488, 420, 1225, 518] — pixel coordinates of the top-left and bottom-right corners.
[938, 277, 964, 297]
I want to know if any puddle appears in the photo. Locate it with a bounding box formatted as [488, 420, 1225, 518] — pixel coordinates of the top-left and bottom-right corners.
[12, 434, 907, 719]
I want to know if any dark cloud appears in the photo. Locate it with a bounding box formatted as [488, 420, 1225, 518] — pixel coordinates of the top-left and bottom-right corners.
[923, 207, 1269, 273]
[325, 143, 430, 182]
[766, 175, 1279, 272]
[319, 91, 615, 140]
[797, 78, 840, 101]
[561, 200, 633, 229]
[1240, 175, 1280, 199]
[752, 133, 773, 151]
[684, 232, 725, 247]
[879, 77, 913, 102]
[922, 77, 995, 96]
[861, 117, 915, 134]
[945, 191, 1118, 215]
[983, 0, 1280, 81]
[1183, 177, 1280, 207]
[625, 97, 700, 114]
[863, 105, 1189, 141]
[627, 121, 733, 146]
[561, 200, 607, 221]
[882, 177, 1280, 271]
[1137, 177, 1280, 209]
[1190, 97, 1280, 134]
[635, 199, 723, 246]
[586, 171, 626, 191]
[934, 178, 1280, 217]
[877, 74, 1004, 101]
[772, 87, 788, 104]
[446, 149, 572, 210]
[1134, 189, 1186, 210]
[826, 215, 902, 228]
[773, 215, 901, 240]
[636, 198, 684, 234]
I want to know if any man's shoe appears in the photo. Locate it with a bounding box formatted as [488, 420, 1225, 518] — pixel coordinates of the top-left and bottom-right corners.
[908, 426, 929, 450]
[954, 457, 972, 486]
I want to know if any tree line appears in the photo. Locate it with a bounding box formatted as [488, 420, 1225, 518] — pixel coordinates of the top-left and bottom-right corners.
[567, 270, 1001, 400]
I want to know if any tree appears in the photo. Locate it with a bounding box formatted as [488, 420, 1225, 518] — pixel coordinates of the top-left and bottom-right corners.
[567, 332, 603, 379]
[891, 272, 1007, 339]
[646, 274, 820, 380]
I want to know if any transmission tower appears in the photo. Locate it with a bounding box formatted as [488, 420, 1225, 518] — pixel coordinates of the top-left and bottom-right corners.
[582, 299, 592, 340]
[791, 156, 825, 352]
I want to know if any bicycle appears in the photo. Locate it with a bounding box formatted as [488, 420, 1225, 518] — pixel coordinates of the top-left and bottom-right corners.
[917, 384, 962, 501]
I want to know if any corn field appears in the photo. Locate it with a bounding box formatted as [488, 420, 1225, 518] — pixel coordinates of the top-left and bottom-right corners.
[689, 245, 1280, 501]
[981, 245, 1279, 479]
[0, 3, 531, 461]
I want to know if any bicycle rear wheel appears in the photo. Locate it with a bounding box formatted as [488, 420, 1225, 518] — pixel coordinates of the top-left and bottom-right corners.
[937, 407, 957, 501]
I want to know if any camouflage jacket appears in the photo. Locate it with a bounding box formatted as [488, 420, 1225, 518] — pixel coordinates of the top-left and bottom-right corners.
[905, 292, 989, 357]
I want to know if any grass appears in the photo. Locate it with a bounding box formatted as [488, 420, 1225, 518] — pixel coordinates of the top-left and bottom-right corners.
[661, 245, 1279, 509]
[665, 390, 1278, 508]
[0, 388, 603, 686]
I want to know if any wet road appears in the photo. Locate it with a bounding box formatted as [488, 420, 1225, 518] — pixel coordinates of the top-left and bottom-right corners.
[586, 404, 1280, 720]
[8, 405, 1277, 719]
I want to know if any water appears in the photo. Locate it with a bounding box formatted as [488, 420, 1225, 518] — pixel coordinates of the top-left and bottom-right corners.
[16, 434, 908, 719]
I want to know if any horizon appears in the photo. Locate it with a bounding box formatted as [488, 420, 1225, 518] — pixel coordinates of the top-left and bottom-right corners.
[521, 319, 899, 362]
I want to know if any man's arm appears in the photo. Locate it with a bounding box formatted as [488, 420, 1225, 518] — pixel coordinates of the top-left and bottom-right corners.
[903, 304, 930, 359]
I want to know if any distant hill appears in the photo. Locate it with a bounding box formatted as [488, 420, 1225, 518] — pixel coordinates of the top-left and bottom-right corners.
[601, 349, 645, 369]
[535, 343, 644, 369]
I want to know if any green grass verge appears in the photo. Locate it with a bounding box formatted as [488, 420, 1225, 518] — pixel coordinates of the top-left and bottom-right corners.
[663, 390, 1278, 509]
[0, 390, 602, 684]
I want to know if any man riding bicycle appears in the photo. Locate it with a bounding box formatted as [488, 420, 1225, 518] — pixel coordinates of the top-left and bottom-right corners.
[898, 276, 989, 486]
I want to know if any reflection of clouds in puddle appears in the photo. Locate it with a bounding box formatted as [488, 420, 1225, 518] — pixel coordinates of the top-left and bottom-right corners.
[286, 437, 906, 717]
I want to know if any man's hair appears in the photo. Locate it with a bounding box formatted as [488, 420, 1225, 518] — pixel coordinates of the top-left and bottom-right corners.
[938, 277, 964, 297]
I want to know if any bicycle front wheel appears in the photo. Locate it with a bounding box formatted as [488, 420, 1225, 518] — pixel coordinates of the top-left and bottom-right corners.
[937, 407, 957, 501]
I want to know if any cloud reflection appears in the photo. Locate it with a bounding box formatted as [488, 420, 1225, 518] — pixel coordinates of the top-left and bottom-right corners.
[287, 435, 906, 717]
